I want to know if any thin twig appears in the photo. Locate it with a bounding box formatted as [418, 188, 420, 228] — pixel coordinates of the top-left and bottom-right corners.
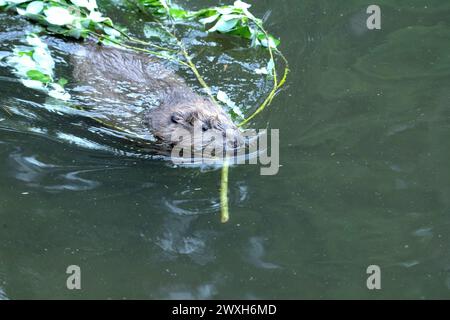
[88, 31, 190, 68]
[109, 25, 178, 52]
[238, 23, 290, 127]
[2, 106, 12, 116]
[238, 53, 289, 127]
[156, 23, 218, 104]
[220, 156, 230, 223]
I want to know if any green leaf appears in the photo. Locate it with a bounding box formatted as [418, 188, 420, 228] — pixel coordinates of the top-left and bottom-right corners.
[168, 7, 188, 19]
[198, 13, 219, 25]
[65, 27, 82, 39]
[258, 34, 280, 48]
[22, 79, 45, 90]
[228, 25, 252, 39]
[208, 17, 240, 33]
[80, 18, 94, 29]
[190, 8, 217, 19]
[216, 7, 235, 15]
[104, 26, 121, 38]
[26, 34, 47, 48]
[32, 47, 55, 74]
[46, 25, 67, 35]
[26, 1, 44, 15]
[18, 50, 34, 57]
[5, 0, 31, 4]
[70, 0, 98, 12]
[26, 69, 51, 83]
[87, 10, 107, 23]
[49, 83, 71, 100]
[57, 77, 68, 87]
[44, 7, 76, 26]
[233, 0, 251, 10]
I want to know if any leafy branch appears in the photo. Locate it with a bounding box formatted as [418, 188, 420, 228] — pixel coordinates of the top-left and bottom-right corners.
[134, 0, 280, 48]
[7, 33, 70, 100]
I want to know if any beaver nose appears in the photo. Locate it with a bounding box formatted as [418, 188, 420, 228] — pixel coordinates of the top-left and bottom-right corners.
[227, 139, 237, 149]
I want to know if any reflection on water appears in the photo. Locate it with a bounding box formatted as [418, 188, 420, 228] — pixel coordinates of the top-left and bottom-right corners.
[9, 149, 101, 191]
[247, 237, 281, 270]
[0, 287, 8, 300]
[161, 280, 219, 300]
[1, 0, 450, 299]
[154, 215, 215, 265]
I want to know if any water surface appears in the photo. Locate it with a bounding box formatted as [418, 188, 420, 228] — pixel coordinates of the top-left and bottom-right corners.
[1, 0, 450, 299]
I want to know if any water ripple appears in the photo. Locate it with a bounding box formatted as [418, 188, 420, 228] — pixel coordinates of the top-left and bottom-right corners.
[9, 149, 101, 192]
[0, 287, 8, 300]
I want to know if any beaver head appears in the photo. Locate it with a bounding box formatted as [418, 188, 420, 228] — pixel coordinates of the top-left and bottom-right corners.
[145, 96, 244, 158]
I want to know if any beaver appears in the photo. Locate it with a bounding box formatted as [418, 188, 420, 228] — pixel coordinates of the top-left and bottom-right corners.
[70, 43, 244, 157]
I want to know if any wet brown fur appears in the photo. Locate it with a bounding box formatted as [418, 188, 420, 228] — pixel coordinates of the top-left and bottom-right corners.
[71, 43, 243, 154]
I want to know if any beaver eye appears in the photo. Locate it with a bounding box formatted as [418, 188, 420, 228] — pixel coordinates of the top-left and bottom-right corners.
[202, 123, 209, 132]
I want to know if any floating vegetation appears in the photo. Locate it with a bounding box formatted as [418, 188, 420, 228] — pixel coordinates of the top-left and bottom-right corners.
[0, 0, 289, 223]
[7, 33, 70, 100]
[134, 0, 280, 49]
[0, 0, 122, 41]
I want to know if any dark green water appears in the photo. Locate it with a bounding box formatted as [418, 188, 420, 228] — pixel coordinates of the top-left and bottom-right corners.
[1, 0, 450, 299]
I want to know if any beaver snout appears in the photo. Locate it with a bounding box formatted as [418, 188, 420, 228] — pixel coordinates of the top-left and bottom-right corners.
[223, 130, 245, 150]
[200, 126, 243, 151]
[145, 97, 245, 157]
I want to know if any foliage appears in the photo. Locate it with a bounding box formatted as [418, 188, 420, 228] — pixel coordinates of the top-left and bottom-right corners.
[0, 0, 121, 41]
[7, 33, 71, 100]
[135, 0, 280, 49]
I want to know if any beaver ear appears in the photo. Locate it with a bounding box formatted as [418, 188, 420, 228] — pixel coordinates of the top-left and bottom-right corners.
[171, 112, 184, 124]
[171, 110, 198, 126]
